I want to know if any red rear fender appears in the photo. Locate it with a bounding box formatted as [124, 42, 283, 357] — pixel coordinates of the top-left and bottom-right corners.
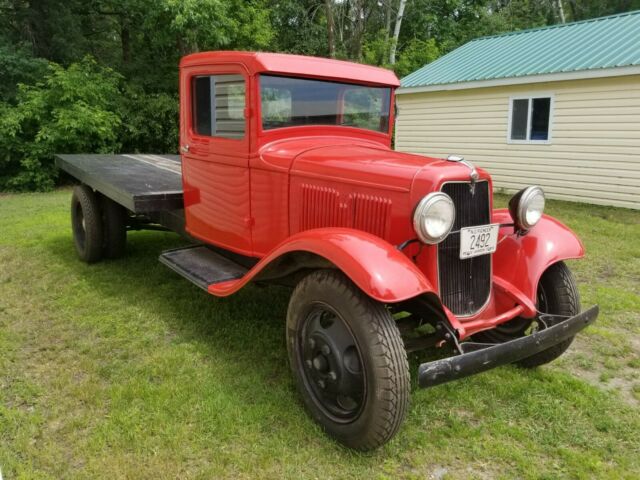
[208, 228, 435, 303]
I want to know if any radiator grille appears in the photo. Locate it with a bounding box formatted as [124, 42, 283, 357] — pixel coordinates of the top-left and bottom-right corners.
[438, 181, 491, 316]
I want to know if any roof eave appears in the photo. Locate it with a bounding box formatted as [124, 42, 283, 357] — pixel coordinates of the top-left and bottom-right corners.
[397, 64, 640, 94]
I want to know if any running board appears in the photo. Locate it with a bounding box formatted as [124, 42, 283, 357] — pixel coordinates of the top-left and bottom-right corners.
[159, 245, 248, 291]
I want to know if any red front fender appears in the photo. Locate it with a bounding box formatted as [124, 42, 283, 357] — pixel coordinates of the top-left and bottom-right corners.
[208, 228, 435, 303]
[493, 209, 585, 312]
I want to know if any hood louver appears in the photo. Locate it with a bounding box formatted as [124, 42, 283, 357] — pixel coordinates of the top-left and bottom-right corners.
[299, 184, 392, 239]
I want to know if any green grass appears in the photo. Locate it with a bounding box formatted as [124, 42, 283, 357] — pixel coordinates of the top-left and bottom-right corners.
[1, 189, 639, 479]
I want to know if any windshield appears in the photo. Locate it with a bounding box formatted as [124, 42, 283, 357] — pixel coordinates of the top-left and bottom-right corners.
[260, 75, 391, 133]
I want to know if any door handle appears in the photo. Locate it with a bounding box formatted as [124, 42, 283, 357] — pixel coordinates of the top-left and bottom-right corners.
[181, 144, 190, 153]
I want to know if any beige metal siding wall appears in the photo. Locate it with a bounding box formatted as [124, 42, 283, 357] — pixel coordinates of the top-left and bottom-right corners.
[395, 75, 640, 209]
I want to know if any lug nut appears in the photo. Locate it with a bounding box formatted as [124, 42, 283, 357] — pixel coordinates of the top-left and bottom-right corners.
[305, 360, 313, 369]
[317, 379, 326, 389]
[328, 371, 337, 381]
[321, 345, 330, 355]
[308, 338, 316, 349]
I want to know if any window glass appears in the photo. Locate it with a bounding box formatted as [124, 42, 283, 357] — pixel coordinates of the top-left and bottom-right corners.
[193, 77, 213, 136]
[531, 97, 550, 140]
[510, 98, 529, 140]
[510, 96, 551, 142]
[343, 88, 390, 132]
[192, 74, 245, 139]
[261, 86, 293, 127]
[260, 75, 391, 133]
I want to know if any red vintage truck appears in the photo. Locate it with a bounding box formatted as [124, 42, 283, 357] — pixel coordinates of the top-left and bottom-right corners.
[56, 51, 598, 450]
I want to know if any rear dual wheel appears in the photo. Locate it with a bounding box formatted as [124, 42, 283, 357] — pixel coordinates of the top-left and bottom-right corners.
[287, 270, 409, 450]
[71, 185, 127, 263]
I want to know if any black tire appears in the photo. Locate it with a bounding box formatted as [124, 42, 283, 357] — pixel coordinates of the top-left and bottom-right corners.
[101, 196, 127, 259]
[286, 270, 409, 450]
[475, 261, 580, 368]
[71, 185, 104, 263]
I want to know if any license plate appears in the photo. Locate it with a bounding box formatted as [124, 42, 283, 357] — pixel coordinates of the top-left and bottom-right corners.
[459, 224, 499, 259]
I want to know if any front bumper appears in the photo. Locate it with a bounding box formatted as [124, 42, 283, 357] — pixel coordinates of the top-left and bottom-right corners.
[418, 305, 599, 388]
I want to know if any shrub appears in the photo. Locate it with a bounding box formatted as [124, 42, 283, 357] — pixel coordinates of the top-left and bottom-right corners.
[0, 57, 122, 191]
[119, 87, 179, 154]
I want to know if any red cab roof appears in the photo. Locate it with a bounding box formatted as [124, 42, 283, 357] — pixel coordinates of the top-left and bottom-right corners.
[180, 51, 400, 87]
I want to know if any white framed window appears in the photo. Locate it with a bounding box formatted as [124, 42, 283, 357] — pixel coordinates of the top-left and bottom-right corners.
[507, 94, 553, 144]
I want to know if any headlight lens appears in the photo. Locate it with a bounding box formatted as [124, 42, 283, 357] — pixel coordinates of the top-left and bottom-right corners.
[413, 192, 455, 244]
[509, 186, 545, 231]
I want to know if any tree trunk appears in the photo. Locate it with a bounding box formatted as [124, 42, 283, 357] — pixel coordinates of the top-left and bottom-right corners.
[347, 0, 365, 60]
[389, 0, 407, 65]
[385, 0, 392, 42]
[554, 0, 566, 23]
[325, 0, 335, 58]
[120, 16, 131, 65]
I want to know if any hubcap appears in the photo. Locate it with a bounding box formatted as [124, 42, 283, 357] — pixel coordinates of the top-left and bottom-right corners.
[299, 304, 365, 422]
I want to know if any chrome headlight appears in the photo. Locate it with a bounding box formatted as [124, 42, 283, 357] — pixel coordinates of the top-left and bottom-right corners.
[509, 186, 545, 231]
[413, 192, 455, 244]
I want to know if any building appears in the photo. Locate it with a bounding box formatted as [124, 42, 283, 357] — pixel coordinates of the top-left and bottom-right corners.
[395, 11, 640, 209]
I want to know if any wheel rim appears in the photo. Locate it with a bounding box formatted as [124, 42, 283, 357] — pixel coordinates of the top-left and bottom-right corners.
[73, 202, 86, 250]
[298, 303, 366, 423]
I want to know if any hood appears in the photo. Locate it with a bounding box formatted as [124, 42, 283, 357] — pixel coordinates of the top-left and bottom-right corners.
[260, 137, 482, 192]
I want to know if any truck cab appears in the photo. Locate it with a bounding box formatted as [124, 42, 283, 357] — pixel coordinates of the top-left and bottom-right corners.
[179, 51, 399, 256]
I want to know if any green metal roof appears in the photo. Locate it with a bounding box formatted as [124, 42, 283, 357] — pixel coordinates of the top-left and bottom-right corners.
[401, 10, 640, 90]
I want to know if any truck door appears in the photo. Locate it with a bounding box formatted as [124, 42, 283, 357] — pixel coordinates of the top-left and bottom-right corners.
[180, 65, 252, 254]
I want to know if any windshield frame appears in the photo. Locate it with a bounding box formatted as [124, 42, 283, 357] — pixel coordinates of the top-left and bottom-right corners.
[257, 74, 394, 137]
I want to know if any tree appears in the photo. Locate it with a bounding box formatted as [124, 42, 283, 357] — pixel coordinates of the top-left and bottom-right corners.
[389, 0, 408, 65]
[0, 57, 122, 190]
[326, 0, 336, 57]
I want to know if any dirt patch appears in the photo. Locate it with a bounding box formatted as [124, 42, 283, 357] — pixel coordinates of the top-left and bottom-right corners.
[560, 333, 640, 406]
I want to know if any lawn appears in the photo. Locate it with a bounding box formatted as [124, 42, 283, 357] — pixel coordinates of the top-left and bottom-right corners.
[1, 189, 639, 479]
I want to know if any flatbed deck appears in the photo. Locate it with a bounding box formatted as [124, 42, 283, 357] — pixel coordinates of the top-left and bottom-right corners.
[55, 154, 183, 213]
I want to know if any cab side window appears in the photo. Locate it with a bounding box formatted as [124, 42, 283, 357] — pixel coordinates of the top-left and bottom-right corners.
[192, 74, 245, 139]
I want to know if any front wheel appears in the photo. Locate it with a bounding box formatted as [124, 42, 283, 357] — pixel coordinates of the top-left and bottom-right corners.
[475, 261, 580, 368]
[286, 270, 409, 450]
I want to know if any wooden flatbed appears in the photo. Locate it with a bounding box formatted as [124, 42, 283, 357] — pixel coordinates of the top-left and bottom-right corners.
[55, 154, 183, 213]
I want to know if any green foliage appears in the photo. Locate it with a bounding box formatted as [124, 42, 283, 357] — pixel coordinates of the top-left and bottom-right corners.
[268, 0, 329, 56]
[0, 44, 48, 103]
[362, 30, 393, 69]
[0, 57, 122, 191]
[394, 38, 441, 78]
[119, 87, 179, 154]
